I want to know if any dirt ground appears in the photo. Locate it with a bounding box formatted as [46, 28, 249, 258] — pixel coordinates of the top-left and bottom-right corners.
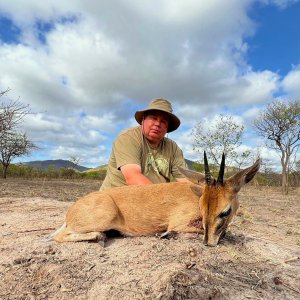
[1, 178, 300, 300]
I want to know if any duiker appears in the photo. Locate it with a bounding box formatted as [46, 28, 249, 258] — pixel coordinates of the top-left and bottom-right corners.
[50, 153, 260, 246]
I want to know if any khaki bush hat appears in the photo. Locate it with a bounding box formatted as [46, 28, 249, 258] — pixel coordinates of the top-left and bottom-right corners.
[135, 98, 181, 132]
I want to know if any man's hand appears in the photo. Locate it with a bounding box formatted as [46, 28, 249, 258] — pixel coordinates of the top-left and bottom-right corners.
[120, 164, 153, 185]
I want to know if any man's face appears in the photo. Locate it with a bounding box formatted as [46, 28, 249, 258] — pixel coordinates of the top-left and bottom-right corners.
[142, 111, 169, 146]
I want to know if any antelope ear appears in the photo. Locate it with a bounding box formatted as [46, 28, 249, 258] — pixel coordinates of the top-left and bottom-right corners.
[178, 166, 206, 185]
[227, 159, 261, 192]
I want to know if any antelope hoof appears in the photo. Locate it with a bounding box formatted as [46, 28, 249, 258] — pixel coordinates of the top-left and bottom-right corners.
[96, 232, 107, 247]
[219, 230, 227, 240]
[159, 231, 177, 239]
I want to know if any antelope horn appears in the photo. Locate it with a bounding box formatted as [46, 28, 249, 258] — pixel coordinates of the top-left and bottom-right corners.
[217, 153, 225, 186]
[204, 151, 211, 185]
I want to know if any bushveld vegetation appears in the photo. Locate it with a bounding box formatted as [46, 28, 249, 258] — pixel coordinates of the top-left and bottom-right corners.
[192, 160, 300, 187]
[192, 104, 300, 194]
[254, 100, 300, 194]
[1, 89, 299, 191]
[1, 162, 300, 188]
[0, 164, 107, 180]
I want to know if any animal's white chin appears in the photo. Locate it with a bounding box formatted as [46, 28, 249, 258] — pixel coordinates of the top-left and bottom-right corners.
[204, 231, 224, 247]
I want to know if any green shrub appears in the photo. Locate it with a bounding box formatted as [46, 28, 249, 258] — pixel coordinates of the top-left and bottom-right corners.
[0, 163, 107, 180]
[59, 168, 77, 179]
[80, 170, 107, 180]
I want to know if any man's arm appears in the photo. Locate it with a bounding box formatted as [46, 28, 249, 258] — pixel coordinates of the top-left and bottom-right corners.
[120, 164, 153, 186]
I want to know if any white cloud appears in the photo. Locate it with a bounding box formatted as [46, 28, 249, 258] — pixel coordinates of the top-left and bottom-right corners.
[0, 0, 75, 26]
[1, 0, 297, 168]
[227, 71, 280, 105]
[281, 66, 300, 97]
[0, 1, 279, 113]
[49, 144, 107, 167]
[80, 113, 119, 134]
[242, 106, 261, 121]
[0, 0, 263, 110]
[22, 113, 108, 163]
[170, 128, 199, 161]
[259, 0, 300, 9]
[0, 43, 74, 113]
[23, 113, 63, 133]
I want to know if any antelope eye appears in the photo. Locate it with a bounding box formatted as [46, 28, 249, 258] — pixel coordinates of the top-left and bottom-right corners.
[219, 207, 232, 218]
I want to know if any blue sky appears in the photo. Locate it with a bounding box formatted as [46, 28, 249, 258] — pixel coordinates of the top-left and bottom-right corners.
[0, 0, 299, 170]
[247, 1, 300, 75]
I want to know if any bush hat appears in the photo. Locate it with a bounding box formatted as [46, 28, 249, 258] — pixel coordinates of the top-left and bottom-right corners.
[135, 98, 181, 133]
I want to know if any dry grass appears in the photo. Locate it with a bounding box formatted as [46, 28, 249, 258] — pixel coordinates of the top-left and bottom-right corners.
[0, 177, 100, 202]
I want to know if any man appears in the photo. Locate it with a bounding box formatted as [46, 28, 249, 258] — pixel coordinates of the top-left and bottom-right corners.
[100, 98, 187, 191]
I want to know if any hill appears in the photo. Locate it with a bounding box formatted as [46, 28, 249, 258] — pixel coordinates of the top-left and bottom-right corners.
[185, 158, 199, 170]
[83, 164, 108, 173]
[82, 159, 198, 174]
[17, 158, 234, 174]
[19, 159, 89, 172]
[87, 159, 198, 173]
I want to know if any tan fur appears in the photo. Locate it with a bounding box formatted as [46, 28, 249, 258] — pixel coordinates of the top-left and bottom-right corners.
[51, 159, 260, 246]
[200, 184, 240, 246]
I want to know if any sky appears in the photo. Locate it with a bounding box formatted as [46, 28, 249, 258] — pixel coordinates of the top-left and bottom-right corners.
[0, 0, 299, 170]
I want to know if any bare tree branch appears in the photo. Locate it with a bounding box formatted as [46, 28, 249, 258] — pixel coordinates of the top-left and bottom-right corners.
[0, 89, 37, 178]
[192, 114, 245, 169]
[253, 100, 300, 194]
[0, 100, 31, 134]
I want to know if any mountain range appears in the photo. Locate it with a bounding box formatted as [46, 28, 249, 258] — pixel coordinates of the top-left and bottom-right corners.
[19, 159, 90, 172]
[18, 158, 198, 172]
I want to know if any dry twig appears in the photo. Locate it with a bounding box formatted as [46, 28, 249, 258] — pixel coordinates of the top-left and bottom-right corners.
[273, 277, 300, 294]
[17, 227, 55, 233]
[284, 256, 300, 263]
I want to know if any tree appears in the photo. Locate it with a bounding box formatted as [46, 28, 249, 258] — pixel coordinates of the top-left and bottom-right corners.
[192, 114, 245, 169]
[0, 89, 30, 137]
[296, 160, 300, 173]
[69, 156, 81, 167]
[0, 132, 37, 178]
[291, 159, 300, 187]
[260, 158, 280, 186]
[253, 100, 300, 194]
[231, 150, 254, 170]
[0, 89, 37, 178]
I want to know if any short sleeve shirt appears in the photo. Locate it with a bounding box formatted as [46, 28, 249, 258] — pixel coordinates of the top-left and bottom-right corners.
[100, 126, 186, 191]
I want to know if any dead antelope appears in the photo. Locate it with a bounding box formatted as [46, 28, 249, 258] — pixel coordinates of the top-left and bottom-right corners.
[50, 153, 260, 247]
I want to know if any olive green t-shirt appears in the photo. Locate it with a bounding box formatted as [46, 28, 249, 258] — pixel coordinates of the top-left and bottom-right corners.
[100, 126, 186, 191]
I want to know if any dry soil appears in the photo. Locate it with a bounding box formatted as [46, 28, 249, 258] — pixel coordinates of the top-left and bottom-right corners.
[0, 178, 300, 299]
